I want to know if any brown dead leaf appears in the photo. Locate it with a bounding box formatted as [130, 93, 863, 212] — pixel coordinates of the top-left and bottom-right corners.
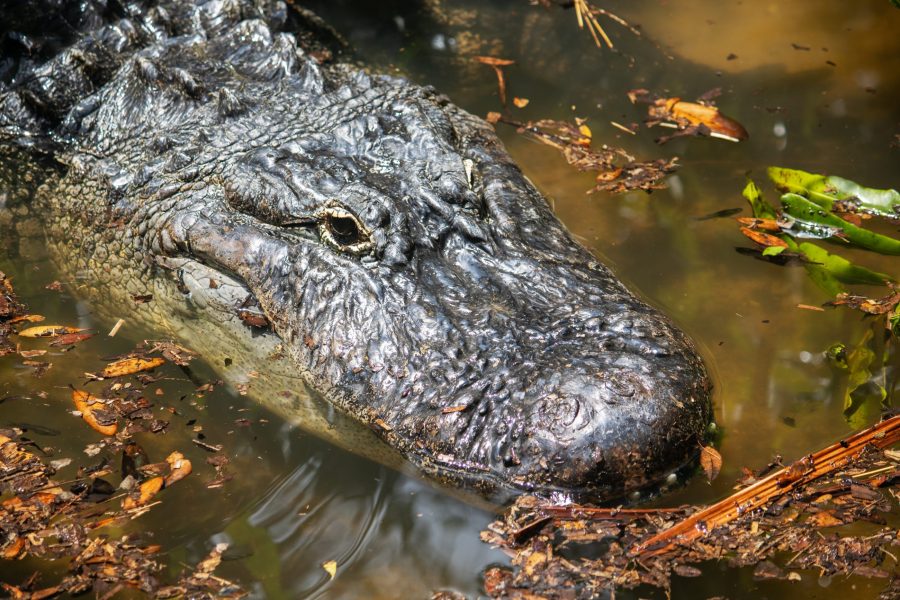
[736, 217, 782, 232]
[50, 331, 95, 346]
[72, 389, 118, 436]
[101, 356, 166, 378]
[828, 289, 900, 315]
[740, 227, 789, 248]
[700, 445, 723, 482]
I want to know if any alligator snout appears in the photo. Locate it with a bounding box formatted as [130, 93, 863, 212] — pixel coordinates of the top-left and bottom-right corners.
[411, 302, 710, 500]
[509, 351, 708, 497]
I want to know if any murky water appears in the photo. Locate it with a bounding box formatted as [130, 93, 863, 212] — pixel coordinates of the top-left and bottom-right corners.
[2, 1, 899, 598]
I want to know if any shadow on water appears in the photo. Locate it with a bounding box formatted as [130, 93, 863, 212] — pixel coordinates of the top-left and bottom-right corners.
[2, 0, 900, 598]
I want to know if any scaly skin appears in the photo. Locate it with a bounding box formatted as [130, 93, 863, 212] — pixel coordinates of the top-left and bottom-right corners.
[0, 0, 712, 501]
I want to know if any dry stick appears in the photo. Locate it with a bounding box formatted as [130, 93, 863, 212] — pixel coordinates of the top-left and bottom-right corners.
[629, 414, 900, 557]
[540, 504, 688, 521]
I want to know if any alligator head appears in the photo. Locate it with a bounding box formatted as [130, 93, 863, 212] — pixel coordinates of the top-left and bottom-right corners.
[3, 1, 711, 500]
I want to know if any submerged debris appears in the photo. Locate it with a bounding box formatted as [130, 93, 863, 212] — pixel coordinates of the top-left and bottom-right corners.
[487, 113, 677, 193]
[481, 415, 900, 598]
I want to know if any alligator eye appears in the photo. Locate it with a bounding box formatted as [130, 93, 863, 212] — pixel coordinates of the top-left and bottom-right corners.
[316, 206, 373, 254]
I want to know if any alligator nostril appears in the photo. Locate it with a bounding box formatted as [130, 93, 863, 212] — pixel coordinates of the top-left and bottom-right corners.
[536, 393, 582, 435]
[603, 377, 636, 399]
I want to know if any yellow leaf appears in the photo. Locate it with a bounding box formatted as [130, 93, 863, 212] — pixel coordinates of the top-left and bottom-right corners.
[578, 124, 592, 139]
[17, 325, 84, 338]
[513, 97, 530, 108]
[322, 560, 337, 580]
[101, 356, 166, 378]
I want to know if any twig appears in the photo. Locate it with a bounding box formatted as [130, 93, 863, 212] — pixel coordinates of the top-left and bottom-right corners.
[629, 414, 900, 557]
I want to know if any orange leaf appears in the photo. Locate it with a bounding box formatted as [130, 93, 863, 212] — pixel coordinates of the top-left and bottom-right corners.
[8, 314, 44, 324]
[513, 97, 530, 108]
[736, 217, 781, 232]
[740, 227, 788, 248]
[101, 356, 165, 378]
[164, 451, 192, 487]
[670, 101, 749, 141]
[72, 390, 118, 436]
[122, 476, 164, 510]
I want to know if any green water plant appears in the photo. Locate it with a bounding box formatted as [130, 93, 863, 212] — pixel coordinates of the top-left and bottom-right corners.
[739, 168, 900, 426]
[740, 171, 898, 296]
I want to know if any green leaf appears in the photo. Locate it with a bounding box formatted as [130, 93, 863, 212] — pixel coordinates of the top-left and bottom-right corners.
[768, 167, 900, 219]
[838, 329, 887, 426]
[781, 193, 900, 255]
[761, 245, 786, 257]
[742, 179, 777, 219]
[795, 242, 893, 286]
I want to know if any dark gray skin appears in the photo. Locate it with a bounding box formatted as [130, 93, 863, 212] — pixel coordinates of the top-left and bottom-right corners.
[0, 0, 711, 501]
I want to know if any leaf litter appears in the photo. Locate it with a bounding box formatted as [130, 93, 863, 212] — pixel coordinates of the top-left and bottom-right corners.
[487, 113, 678, 193]
[481, 414, 900, 599]
[0, 281, 245, 598]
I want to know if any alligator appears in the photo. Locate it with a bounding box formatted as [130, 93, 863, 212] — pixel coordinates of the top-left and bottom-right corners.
[0, 0, 712, 501]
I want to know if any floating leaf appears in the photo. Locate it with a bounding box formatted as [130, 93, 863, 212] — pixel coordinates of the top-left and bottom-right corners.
[736, 217, 781, 232]
[699, 445, 723, 482]
[122, 476, 164, 510]
[72, 389, 118, 436]
[322, 560, 337, 580]
[781, 193, 900, 255]
[743, 180, 777, 220]
[101, 356, 166, 378]
[164, 451, 192, 487]
[50, 331, 95, 346]
[828, 289, 900, 315]
[768, 167, 900, 219]
[8, 314, 44, 324]
[740, 227, 788, 248]
[794, 242, 892, 287]
[17, 325, 85, 338]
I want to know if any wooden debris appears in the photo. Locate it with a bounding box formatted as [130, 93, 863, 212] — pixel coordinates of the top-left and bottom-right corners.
[481, 414, 900, 599]
[474, 56, 515, 106]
